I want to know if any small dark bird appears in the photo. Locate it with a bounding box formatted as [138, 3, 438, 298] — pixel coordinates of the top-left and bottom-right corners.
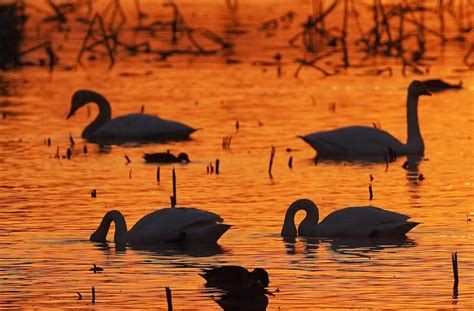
[422, 79, 462, 93]
[143, 151, 190, 163]
[89, 264, 103, 273]
[200, 266, 269, 291]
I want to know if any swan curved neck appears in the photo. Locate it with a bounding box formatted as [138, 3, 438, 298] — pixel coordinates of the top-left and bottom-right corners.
[90, 210, 127, 244]
[406, 92, 423, 153]
[81, 92, 111, 139]
[281, 199, 319, 237]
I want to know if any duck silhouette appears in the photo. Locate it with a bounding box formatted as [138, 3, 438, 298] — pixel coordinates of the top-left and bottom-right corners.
[143, 151, 190, 163]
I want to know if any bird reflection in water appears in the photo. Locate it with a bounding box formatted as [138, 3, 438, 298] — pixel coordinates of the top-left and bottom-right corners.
[92, 241, 225, 258]
[201, 265, 274, 311]
[215, 281, 274, 311]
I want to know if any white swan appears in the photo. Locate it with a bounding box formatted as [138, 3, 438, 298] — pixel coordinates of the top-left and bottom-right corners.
[90, 208, 231, 245]
[281, 199, 419, 238]
[67, 90, 196, 143]
[299, 81, 431, 159]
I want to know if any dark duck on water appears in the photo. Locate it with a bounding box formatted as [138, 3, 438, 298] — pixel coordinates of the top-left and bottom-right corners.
[143, 151, 190, 163]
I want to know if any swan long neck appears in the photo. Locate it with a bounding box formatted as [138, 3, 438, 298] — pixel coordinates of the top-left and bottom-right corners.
[281, 199, 319, 237]
[81, 92, 111, 139]
[406, 91, 423, 153]
[90, 210, 128, 244]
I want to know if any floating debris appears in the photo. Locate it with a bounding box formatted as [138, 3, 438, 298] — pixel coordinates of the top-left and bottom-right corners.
[215, 159, 220, 175]
[91, 189, 97, 198]
[89, 264, 103, 273]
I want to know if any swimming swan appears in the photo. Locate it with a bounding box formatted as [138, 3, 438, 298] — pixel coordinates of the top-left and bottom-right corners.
[281, 199, 419, 238]
[90, 208, 231, 245]
[67, 90, 196, 143]
[299, 80, 431, 159]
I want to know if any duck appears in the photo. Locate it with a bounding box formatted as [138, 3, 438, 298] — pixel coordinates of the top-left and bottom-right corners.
[200, 266, 270, 290]
[143, 151, 190, 163]
[66, 90, 196, 144]
[89, 208, 231, 245]
[422, 79, 462, 93]
[281, 199, 419, 238]
[299, 80, 431, 159]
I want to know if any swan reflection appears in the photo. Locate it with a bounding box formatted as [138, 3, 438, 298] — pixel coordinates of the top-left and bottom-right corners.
[284, 236, 416, 260]
[92, 241, 225, 258]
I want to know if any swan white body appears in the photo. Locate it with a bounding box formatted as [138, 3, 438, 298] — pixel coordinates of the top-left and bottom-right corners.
[67, 90, 196, 143]
[90, 207, 231, 245]
[300, 81, 431, 159]
[281, 199, 419, 238]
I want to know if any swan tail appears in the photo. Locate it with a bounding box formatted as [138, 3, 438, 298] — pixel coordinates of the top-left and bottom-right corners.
[373, 221, 419, 237]
[184, 223, 231, 244]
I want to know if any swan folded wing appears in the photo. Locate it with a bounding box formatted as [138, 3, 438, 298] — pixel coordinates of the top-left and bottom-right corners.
[303, 126, 404, 156]
[318, 206, 411, 237]
[94, 114, 195, 138]
[127, 207, 223, 244]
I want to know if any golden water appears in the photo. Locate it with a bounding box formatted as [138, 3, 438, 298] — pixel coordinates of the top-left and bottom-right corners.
[0, 1, 473, 309]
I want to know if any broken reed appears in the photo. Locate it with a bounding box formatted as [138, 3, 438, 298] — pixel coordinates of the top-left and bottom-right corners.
[291, 0, 473, 77]
[452, 252, 459, 292]
[170, 167, 177, 207]
[165, 287, 173, 311]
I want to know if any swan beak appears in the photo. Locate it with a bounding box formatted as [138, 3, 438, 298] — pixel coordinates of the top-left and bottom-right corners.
[421, 85, 432, 96]
[66, 110, 74, 119]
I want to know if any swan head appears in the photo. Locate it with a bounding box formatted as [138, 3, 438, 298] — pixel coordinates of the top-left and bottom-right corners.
[250, 268, 270, 287]
[409, 80, 431, 97]
[67, 89, 101, 119]
[177, 152, 191, 163]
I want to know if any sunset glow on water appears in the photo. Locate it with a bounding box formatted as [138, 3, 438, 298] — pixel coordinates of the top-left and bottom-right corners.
[0, 0, 473, 309]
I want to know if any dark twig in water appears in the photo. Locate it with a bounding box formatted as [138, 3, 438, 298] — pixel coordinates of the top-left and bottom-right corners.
[215, 159, 220, 175]
[91, 286, 95, 304]
[77, 292, 82, 300]
[77, 14, 115, 69]
[209, 163, 214, 174]
[69, 132, 75, 145]
[47, 138, 51, 146]
[452, 252, 459, 299]
[369, 184, 373, 200]
[288, 156, 293, 169]
[268, 146, 276, 178]
[129, 168, 132, 179]
[83, 145, 88, 154]
[66, 147, 72, 160]
[222, 136, 232, 150]
[156, 166, 160, 182]
[91, 189, 97, 198]
[170, 167, 177, 207]
[165, 287, 173, 311]
[125, 155, 131, 164]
